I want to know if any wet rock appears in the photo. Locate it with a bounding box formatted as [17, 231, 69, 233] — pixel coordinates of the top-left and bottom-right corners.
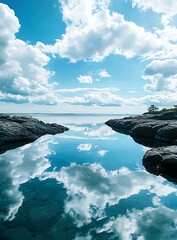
[0, 114, 69, 154]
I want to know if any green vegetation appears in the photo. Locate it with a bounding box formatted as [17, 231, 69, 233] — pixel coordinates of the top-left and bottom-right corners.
[146, 105, 177, 115]
[147, 104, 159, 113]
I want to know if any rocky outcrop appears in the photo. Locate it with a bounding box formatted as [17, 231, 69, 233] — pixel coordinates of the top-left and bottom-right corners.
[105, 113, 177, 184]
[0, 114, 69, 153]
[105, 114, 177, 145]
[143, 146, 177, 184]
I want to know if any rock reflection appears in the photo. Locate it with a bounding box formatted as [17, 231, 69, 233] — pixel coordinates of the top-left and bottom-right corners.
[143, 146, 177, 185]
[107, 123, 177, 185]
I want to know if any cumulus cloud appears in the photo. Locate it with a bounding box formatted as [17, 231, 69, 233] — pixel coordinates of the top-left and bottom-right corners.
[52, 87, 177, 108]
[132, 0, 177, 28]
[155, 25, 177, 43]
[54, 88, 130, 107]
[132, 0, 177, 16]
[39, 0, 168, 62]
[77, 75, 93, 84]
[2, 2, 177, 108]
[98, 70, 111, 78]
[0, 3, 58, 105]
[143, 59, 177, 92]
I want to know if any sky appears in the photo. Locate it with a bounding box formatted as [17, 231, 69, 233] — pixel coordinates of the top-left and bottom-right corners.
[0, 0, 177, 114]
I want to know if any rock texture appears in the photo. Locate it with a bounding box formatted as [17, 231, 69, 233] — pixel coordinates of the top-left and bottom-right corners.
[143, 146, 177, 184]
[106, 113, 177, 183]
[0, 114, 69, 153]
[105, 113, 177, 145]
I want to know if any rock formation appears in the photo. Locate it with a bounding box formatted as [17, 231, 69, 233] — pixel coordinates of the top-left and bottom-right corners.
[0, 114, 69, 154]
[105, 114, 177, 145]
[143, 146, 177, 184]
[105, 113, 177, 184]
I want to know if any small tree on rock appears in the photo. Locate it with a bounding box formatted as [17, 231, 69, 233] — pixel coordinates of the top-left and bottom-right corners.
[148, 104, 159, 113]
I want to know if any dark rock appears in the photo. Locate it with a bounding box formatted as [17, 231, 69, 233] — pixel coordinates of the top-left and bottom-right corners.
[105, 114, 177, 145]
[0, 114, 69, 154]
[143, 146, 177, 184]
[106, 114, 177, 184]
[155, 125, 177, 142]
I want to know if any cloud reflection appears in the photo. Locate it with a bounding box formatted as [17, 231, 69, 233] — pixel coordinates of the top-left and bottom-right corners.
[77, 144, 92, 152]
[56, 123, 117, 140]
[99, 206, 177, 240]
[40, 163, 176, 227]
[0, 136, 53, 221]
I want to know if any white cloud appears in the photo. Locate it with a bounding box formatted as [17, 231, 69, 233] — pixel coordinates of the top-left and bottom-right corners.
[132, 0, 177, 16]
[132, 0, 177, 28]
[98, 70, 111, 78]
[2, 3, 177, 109]
[143, 92, 177, 106]
[54, 88, 132, 107]
[97, 149, 109, 157]
[77, 143, 92, 151]
[49, 87, 177, 108]
[155, 25, 177, 43]
[143, 59, 177, 92]
[77, 75, 93, 84]
[0, 3, 58, 105]
[55, 87, 118, 93]
[39, 0, 168, 62]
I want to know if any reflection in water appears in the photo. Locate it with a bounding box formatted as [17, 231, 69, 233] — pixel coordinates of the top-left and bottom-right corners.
[0, 115, 177, 240]
[98, 206, 177, 240]
[0, 136, 53, 221]
[41, 163, 175, 228]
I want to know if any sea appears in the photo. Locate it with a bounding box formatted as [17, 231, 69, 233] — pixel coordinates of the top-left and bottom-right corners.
[0, 114, 177, 240]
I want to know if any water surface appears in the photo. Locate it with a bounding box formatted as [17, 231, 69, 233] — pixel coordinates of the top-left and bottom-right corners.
[0, 115, 177, 240]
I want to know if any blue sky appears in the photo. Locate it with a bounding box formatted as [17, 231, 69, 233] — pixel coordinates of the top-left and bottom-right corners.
[0, 0, 177, 113]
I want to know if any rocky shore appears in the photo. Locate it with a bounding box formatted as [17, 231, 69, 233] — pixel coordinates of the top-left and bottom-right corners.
[105, 112, 177, 184]
[0, 114, 69, 154]
[105, 113, 177, 145]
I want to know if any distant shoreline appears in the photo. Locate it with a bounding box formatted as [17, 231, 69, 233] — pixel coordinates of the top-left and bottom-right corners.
[6, 113, 137, 117]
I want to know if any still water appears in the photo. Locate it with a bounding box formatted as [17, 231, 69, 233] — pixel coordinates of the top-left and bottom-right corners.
[0, 114, 177, 240]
